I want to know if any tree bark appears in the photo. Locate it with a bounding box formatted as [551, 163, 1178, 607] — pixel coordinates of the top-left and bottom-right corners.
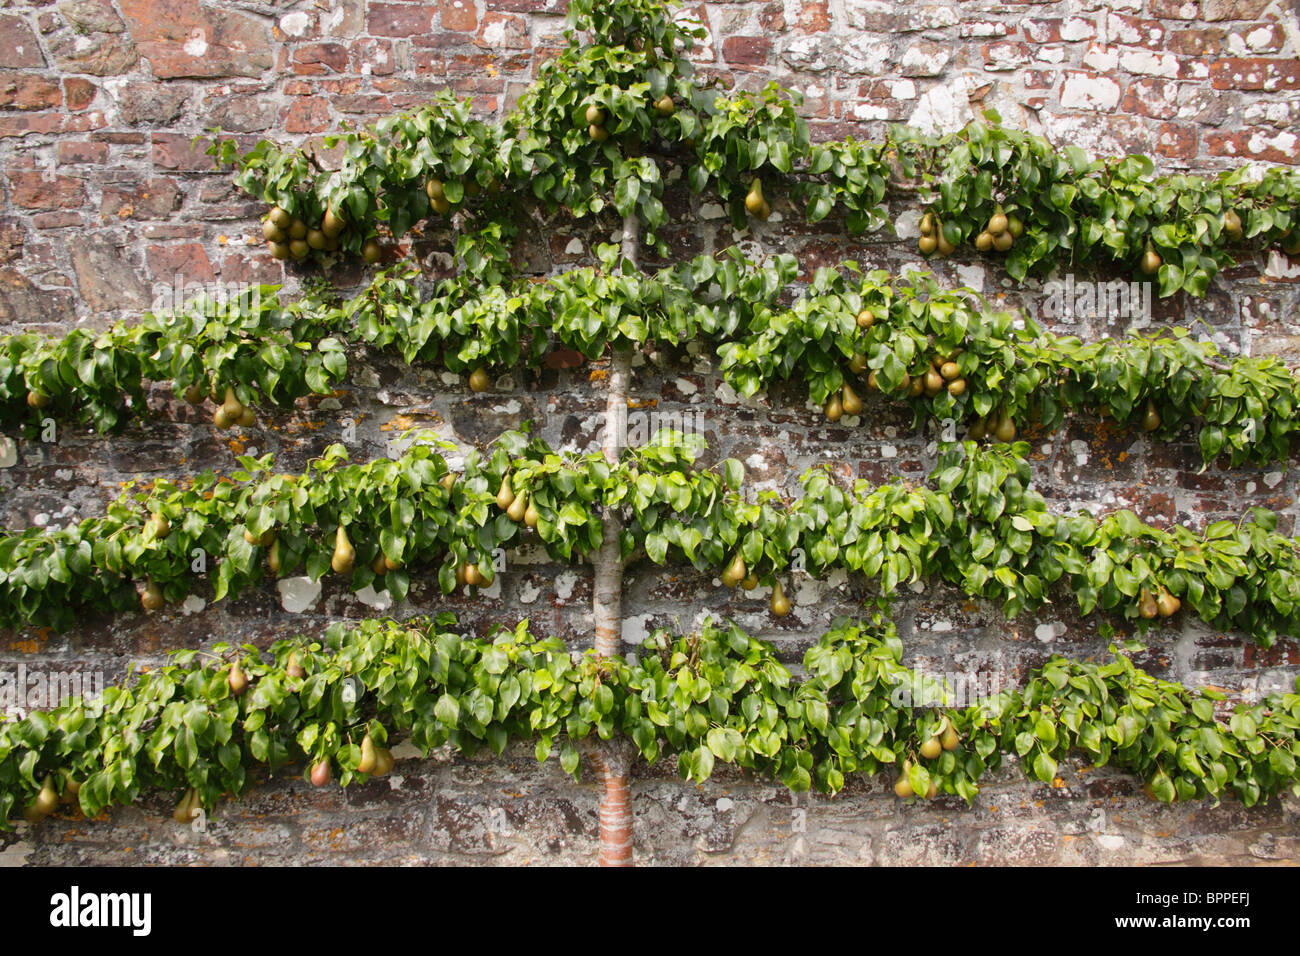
[588, 211, 639, 866]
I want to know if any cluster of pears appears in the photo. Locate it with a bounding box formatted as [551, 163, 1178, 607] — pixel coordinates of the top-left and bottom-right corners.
[720, 553, 792, 616]
[356, 733, 396, 777]
[263, 205, 347, 262]
[967, 409, 1018, 443]
[186, 384, 257, 430]
[744, 178, 772, 222]
[497, 473, 540, 528]
[1138, 584, 1182, 619]
[893, 717, 960, 798]
[585, 104, 610, 142]
[137, 514, 172, 611]
[917, 211, 955, 257]
[972, 204, 1023, 254]
[172, 787, 202, 825]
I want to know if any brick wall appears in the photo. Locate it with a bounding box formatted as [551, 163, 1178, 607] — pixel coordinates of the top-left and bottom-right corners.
[1, 0, 1299, 865]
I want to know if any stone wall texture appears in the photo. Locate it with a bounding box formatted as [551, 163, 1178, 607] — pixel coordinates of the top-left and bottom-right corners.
[2, 0, 1300, 865]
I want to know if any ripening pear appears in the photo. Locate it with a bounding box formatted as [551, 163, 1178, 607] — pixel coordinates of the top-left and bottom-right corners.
[496, 475, 516, 510]
[373, 748, 395, 777]
[269, 207, 292, 230]
[141, 579, 165, 612]
[841, 383, 863, 416]
[769, 580, 791, 617]
[894, 761, 914, 798]
[310, 759, 331, 787]
[849, 352, 868, 374]
[267, 539, 282, 576]
[440, 472, 457, 492]
[994, 415, 1016, 442]
[1007, 214, 1024, 239]
[322, 207, 346, 238]
[947, 378, 967, 397]
[174, 787, 196, 825]
[741, 573, 759, 591]
[585, 104, 606, 125]
[1141, 242, 1162, 276]
[856, 309, 874, 330]
[184, 383, 206, 405]
[919, 213, 935, 237]
[27, 388, 49, 409]
[221, 387, 244, 422]
[987, 204, 1009, 236]
[524, 501, 540, 528]
[1139, 587, 1158, 620]
[825, 394, 843, 422]
[744, 178, 765, 216]
[969, 418, 988, 441]
[332, 524, 355, 575]
[941, 724, 960, 751]
[228, 660, 248, 697]
[465, 563, 483, 587]
[147, 513, 171, 538]
[721, 553, 746, 588]
[940, 361, 961, 381]
[358, 735, 378, 775]
[237, 405, 256, 428]
[920, 736, 942, 760]
[213, 405, 237, 429]
[654, 94, 675, 117]
[507, 492, 528, 523]
[372, 553, 388, 576]
[34, 775, 58, 817]
[975, 230, 994, 252]
[286, 649, 305, 679]
[362, 239, 383, 264]
[1156, 588, 1180, 618]
[1141, 401, 1161, 432]
[468, 368, 490, 392]
[993, 231, 1014, 252]
[1224, 208, 1242, 240]
[384, 555, 400, 572]
[426, 177, 445, 203]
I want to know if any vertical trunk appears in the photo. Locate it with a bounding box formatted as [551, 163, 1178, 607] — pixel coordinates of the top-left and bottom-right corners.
[589, 212, 639, 865]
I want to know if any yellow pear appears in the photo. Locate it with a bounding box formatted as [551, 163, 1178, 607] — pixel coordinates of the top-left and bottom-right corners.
[332, 524, 355, 575]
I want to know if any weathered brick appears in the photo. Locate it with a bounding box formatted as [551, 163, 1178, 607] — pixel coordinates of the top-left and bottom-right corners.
[284, 97, 332, 134]
[0, 15, 46, 69]
[147, 242, 214, 283]
[1121, 78, 1179, 119]
[440, 0, 478, 31]
[477, 13, 529, 48]
[64, 78, 97, 111]
[1167, 28, 1225, 57]
[101, 178, 181, 220]
[118, 0, 272, 78]
[6, 168, 85, 209]
[1206, 128, 1300, 164]
[1146, 0, 1199, 17]
[57, 140, 109, 165]
[721, 36, 772, 67]
[1210, 58, 1300, 92]
[1201, 0, 1271, 19]
[368, 4, 434, 37]
[0, 74, 63, 111]
[151, 131, 217, 172]
[293, 42, 350, 74]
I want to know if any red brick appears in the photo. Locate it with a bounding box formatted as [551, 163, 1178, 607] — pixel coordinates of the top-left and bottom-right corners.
[118, 0, 273, 78]
[483, 0, 567, 10]
[101, 178, 182, 221]
[0, 73, 62, 110]
[1147, 0, 1199, 17]
[721, 36, 772, 67]
[477, 13, 529, 48]
[284, 97, 331, 134]
[1153, 122, 1198, 160]
[352, 39, 396, 75]
[1107, 14, 1167, 50]
[293, 42, 350, 74]
[1167, 29, 1225, 56]
[1121, 79, 1179, 119]
[368, 4, 433, 37]
[64, 78, 97, 111]
[1210, 58, 1300, 91]
[152, 131, 236, 171]
[31, 211, 83, 230]
[1022, 70, 1057, 90]
[440, 0, 477, 31]
[1202, 0, 1270, 20]
[1021, 20, 1061, 43]
[6, 168, 85, 209]
[0, 15, 45, 69]
[1206, 129, 1300, 164]
[147, 242, 215, 283]
[983, 42, 1032, 70]
[57, 140, 109, 165]
[1235, 23, 1286, 54]
[797, 0, 830, 33]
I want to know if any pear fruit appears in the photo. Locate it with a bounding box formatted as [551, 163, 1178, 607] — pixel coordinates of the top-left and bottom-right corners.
[1141, 242, 1162, 276]
[310, 759, 331, 787]
[894, 761, 914, 798]
[1156, 588, 1180, 617]
[988, 205, 1009, 236]
[589, 124, 609, 142]
[287, 649, 305, 680]
[331, 524, 356, 575]
[1139, 587, 1158, 620]
[769, 580, 791, 617]
[994, 415, 1016, 442]
[993, 231, 1014, 252]
[307, 228, 328, 251]
[440, 472, 457, 492]
[918, 234, 938, 255]
[744, 178, 765, 216]
[431, 196, 451, 216]
[34, 775, 58, 817]
[269, 207, 292, 231]
[468, 368, 490, 392]
[841, 383, 863, 416]
[920, 736, 942, 760]
[941, 724, 960, 751]
[1007, 214, 1024, 239]
[322, 208, 346, 238]
[174, 787, 196, 825]
[362, 239, 383, 264]
[507, 492, 528, 523]
[268, 241, 290, 261]
[358, 735, 378, 774]
[936, 233, 956, 256]
[975, 230, 994, 252]
[184, 383, 206, 405]
[496, 475, 516, 510]
[27, 388, 50, 409]
[288, 219, 307, 241]
[825, 393, 843, 422]
[925, 780, 939, 799]
[654, 94, 675, 116]
[969, 417, 988, 440]
[465, 563, 484, 587]
[924, 368, 944, 396]
[373, 748, 395, 777]
[940, 361, 961, 381]
[849, 352, 868, 374]
[585, 105, 606, 125]
[524, 501, 540, 528]
[372, 553, 389, 576]
[426, 178, 445, 203]
[721, 553, 746, 588]
[1141, 401, 1161, 432]
[141, 579, 165, 612]
[948, 378, 967, 397]
[147, 513, 171, 539]
[221, 387, 244, 422]
[856, 308, 874, 330]
[919, 213, 935, 237]
[228, 659, 248, 697]
[267, 539, 282, 576]
[741, 573, 759, 591]
[1224, 208, 1242, 241]
[907, 376, 923, 397]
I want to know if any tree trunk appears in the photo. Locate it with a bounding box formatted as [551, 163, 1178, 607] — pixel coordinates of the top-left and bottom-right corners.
[588, 212, 639, 866]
